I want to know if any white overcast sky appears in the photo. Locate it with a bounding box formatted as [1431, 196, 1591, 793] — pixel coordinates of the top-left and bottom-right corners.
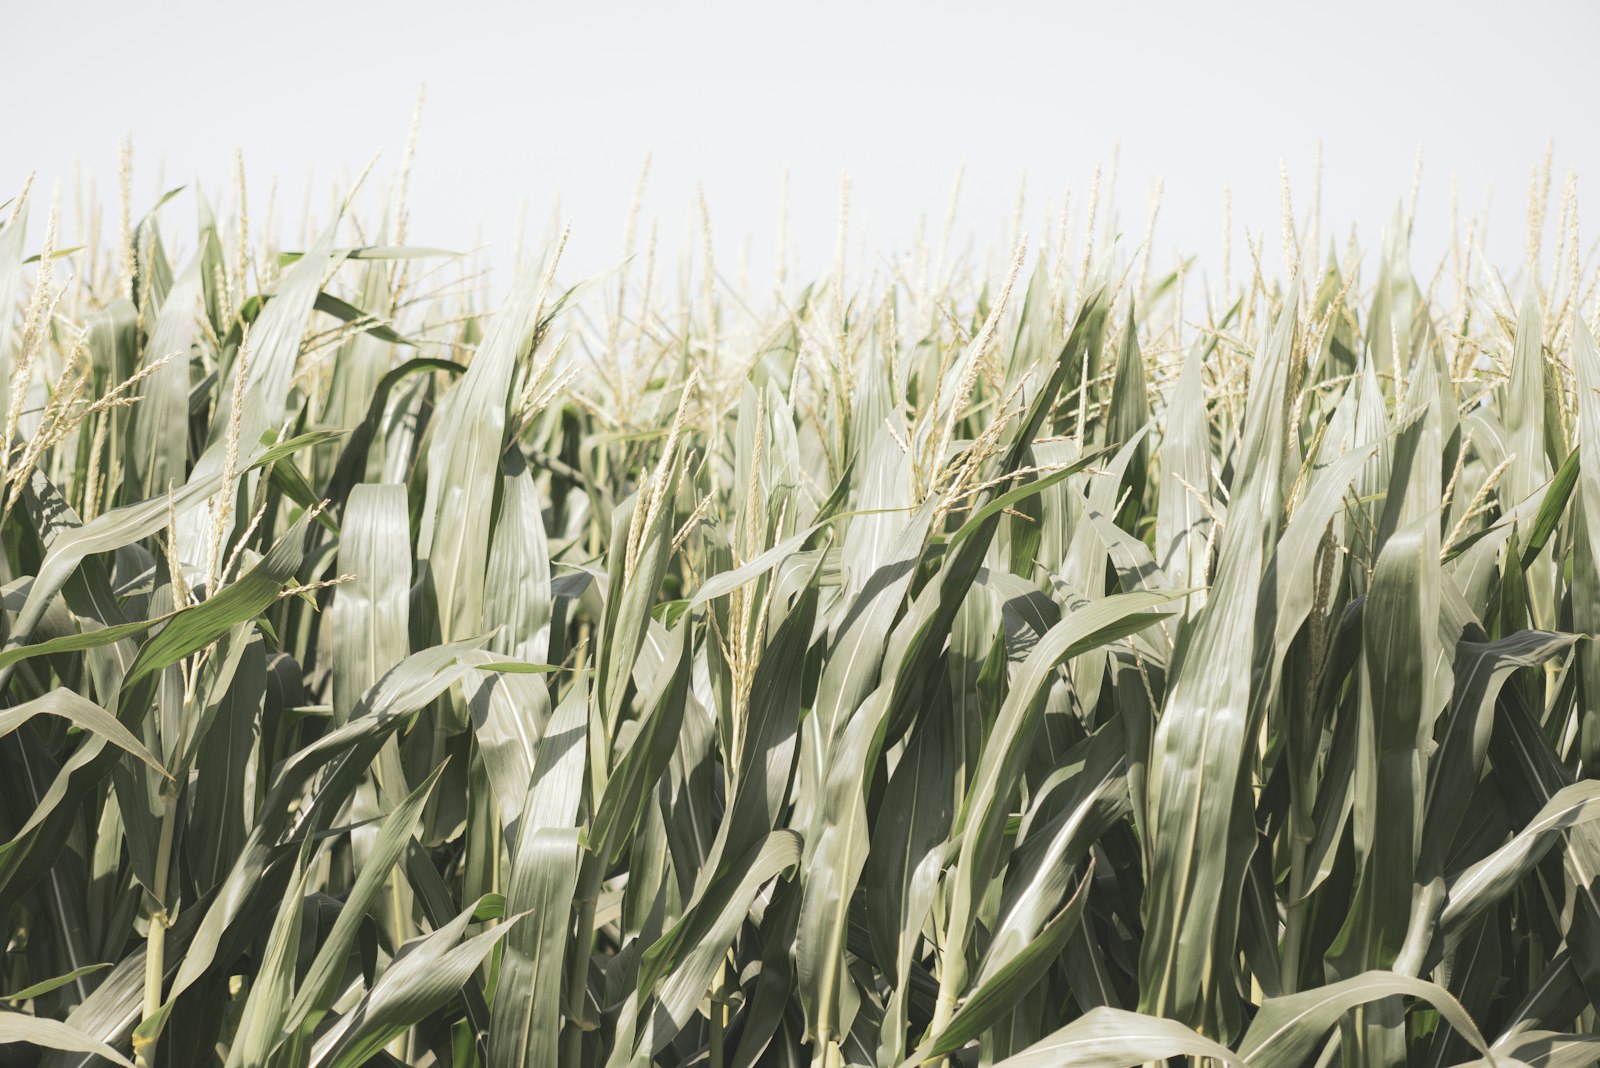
[7, 0, 1597, 293]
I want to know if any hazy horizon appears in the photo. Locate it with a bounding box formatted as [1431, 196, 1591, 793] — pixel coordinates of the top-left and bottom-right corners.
[11, 0, 1598, 294]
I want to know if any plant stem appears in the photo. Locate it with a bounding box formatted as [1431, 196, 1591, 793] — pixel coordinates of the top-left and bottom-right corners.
[135, 786, 180, 1068]
[709, 958, 727, 1068]
[562, 850, 604, 1066]
[929, 952, 964, 1038]
[1281, 837, 1309, 994]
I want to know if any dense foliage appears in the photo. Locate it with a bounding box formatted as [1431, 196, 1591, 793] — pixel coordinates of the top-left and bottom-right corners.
[2, 150, 1600, 1067]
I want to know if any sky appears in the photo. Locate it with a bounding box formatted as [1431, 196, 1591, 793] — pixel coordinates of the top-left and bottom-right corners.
[7, 0, 1597, 294]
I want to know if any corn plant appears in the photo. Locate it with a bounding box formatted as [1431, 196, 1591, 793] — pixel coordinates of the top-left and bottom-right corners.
[2, 147, 1600, 1068]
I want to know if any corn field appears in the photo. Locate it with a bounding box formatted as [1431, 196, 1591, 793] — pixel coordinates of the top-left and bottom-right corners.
[2, 147, 1600, 1068]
